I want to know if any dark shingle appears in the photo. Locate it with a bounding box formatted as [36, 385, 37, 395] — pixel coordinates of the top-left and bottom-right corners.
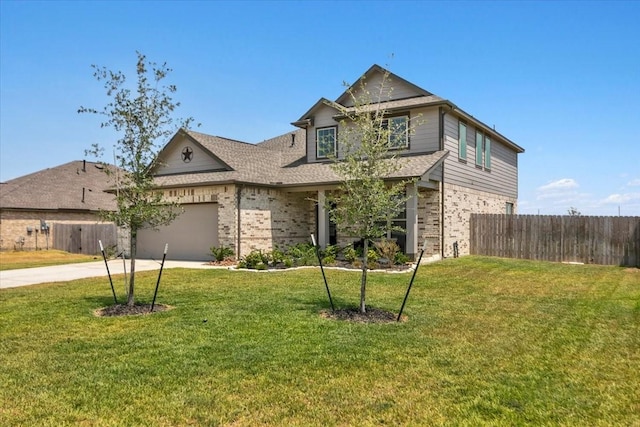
[0, 161, 117, 211]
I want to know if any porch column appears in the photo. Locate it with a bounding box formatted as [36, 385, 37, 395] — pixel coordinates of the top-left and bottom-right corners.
[317, 190, 329, 248]
[406, 183, 419, 258]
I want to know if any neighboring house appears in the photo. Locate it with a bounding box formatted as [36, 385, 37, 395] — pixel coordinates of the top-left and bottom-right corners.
[0, 160, 118, 252]
[139, 65, 524, 261]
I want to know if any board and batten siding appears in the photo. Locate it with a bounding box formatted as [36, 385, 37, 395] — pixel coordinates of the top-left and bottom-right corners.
[155, 137, 227, 175]
[442, 113, 518, 198]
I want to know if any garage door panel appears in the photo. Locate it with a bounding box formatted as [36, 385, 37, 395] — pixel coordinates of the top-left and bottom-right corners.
[138, 203, 218, 261]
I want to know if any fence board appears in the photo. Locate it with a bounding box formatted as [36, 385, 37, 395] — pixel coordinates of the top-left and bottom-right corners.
[470, 215, 640, 267]
[52, 223, 117, 255]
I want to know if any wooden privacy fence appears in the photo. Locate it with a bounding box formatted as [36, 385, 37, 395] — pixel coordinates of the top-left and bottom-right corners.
[470, 215, 640, 267]
[52, 223, 117, 255]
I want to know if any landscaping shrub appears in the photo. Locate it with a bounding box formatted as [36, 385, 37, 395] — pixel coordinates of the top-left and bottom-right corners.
[287, 242, 317, 266]
[209, 245, 235, 261]
[238, 249, 270, 269]
[236, 241, 410, 270]
[343, 245, 358, 263]
[374, 239, 400, 264]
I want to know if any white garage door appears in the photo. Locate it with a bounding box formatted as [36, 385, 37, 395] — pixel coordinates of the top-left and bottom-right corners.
[137, 203, 218, 261]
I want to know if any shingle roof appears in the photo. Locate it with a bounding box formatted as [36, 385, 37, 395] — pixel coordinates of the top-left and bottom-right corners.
[0, 160, 117, 211]
[153, 129, 448, 189]
[255, 128, 306, 166]
[275, 151, 449, 187]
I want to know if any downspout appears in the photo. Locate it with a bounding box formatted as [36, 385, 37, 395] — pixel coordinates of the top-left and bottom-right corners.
[439, 107, 446, 258]
[438, 106, 445, 151]
[441, 164, 446, 259]
[236, 184, 243, 260]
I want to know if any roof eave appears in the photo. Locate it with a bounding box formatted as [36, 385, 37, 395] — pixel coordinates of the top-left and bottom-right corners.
[451, 107, 525, 153]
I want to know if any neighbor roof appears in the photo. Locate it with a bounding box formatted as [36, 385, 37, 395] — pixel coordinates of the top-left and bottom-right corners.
[0, 160, 117, 211]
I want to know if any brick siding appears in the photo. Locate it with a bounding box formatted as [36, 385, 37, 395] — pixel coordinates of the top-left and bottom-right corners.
[0, 210, 104, 251]
[442, 183, 517, 257]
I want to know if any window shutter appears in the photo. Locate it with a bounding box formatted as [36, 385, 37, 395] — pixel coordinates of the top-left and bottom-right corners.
[459, 122, 467, 159]
[475, 131, 483, 166]
[484, 136, 491, 169]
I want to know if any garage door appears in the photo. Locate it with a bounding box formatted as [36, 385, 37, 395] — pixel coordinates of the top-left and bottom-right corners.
[137, 203, 218, 261]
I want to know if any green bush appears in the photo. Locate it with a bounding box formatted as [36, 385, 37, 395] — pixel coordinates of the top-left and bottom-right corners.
[394, 251, 410, 265]
[322, 255, 336, 265]
[374, 239, 399, 263]
[366, 248, 379, 263]
[240, 249, 270, 269]
[287, 242, 317, 266]
[270, 246, 286, 265]
[210, 245, 235, 262]
[320, 244, 339, 259]
[343, 245, 358, 263]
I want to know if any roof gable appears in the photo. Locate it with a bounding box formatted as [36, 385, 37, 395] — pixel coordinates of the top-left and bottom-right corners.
[335, 64, 433, 107]
[154, 130, 231, 176]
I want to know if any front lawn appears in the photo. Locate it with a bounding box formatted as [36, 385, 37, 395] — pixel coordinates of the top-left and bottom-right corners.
[0, 250, 99, 271]
[1, 257, 638, 426]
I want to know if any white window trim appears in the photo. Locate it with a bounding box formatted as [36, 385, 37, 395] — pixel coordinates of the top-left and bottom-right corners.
[384, 115, 409, 149]
[316, 126, 337, 159]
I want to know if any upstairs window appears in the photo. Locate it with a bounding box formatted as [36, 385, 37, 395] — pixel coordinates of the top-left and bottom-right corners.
[484, 136, 491, 169]
[458, 121, 467, 160]
[383, 115, 409, 149]
[316, 126, 336, 159]
[475, 131, 484, 167]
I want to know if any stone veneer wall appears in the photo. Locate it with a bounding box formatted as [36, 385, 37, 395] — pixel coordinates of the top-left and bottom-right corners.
[331, 187, 442, 259]
[162, 185, 316, 258]
[0, 210, 104, 251]
[163, 185, 238, 254]
[417, 187, 441, 258]
[442, 183, 516, 257]
[239, 187, 315, 256]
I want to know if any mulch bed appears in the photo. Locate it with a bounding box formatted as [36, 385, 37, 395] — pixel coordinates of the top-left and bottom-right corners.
[94, 303, 173, 317]
[321, 307, 405, 323]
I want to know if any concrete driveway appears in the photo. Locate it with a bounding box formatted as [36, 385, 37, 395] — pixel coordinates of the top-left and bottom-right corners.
[0, 259, 218, 289]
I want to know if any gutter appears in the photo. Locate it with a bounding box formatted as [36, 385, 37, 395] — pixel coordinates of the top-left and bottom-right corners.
[451, 106, 525, 153]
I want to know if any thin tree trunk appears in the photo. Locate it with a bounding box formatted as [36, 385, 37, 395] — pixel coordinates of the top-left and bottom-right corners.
[360, 238, 368, 313]
[127, 229, 137, 306]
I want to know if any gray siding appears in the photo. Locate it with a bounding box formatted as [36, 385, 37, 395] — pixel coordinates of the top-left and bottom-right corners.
[156, 136, 226, 175]
[442, 113, 518, 198]
[307, 103, 339, 163]
[342, 72, 424, 107]
[409, 107, 440, 153]
[307, 105, 441, 162]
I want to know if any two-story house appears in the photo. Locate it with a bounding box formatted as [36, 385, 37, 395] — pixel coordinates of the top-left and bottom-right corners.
[137, 65, 524, 261]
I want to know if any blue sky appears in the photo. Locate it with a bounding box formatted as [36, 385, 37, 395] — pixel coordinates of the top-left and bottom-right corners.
[1, 1, 639, 216]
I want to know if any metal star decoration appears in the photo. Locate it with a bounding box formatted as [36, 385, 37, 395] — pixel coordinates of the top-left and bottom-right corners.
[181, 146, 193, 163]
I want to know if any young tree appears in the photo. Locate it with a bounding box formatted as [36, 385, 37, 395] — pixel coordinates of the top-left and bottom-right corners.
[79, 52, 196, 306]
[568, 206, 582, 216]
[326, 70, 419, 314]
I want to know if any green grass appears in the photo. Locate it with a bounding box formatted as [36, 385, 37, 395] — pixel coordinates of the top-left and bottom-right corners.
[1, 257, 638, 426]
[0, 250, 99, 271]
